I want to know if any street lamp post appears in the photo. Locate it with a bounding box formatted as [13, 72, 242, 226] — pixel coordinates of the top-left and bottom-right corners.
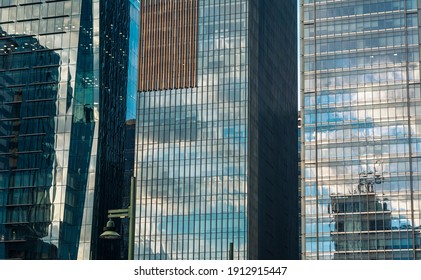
[100, 176, 136, 260]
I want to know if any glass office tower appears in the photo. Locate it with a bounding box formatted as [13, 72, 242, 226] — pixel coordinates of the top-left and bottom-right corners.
[0, 0, 100, 259]
[135, 0, 298, 260]
[301, 0, 421, 259]
[0, 0, 132, 259]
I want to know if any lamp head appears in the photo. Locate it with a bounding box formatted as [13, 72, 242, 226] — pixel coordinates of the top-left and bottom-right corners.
[99, 219, 121, 240]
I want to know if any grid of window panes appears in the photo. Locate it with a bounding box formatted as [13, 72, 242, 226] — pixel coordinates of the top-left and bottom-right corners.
[0, 0, 99, 259]
[135, 0, 248, 260]
[301, 0, 421, 259]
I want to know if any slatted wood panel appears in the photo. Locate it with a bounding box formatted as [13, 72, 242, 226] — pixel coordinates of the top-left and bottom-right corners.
[138, 0, 198, 92]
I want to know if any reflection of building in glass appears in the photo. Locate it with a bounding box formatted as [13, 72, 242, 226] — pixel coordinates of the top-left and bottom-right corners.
[0, 0, 131, 259]
[301, 0, 421, 259]
[136, 0, 298, 259]
[330, 183, 421, 259]
[0, 28, 59, 259]
[0, 0, 100, 258]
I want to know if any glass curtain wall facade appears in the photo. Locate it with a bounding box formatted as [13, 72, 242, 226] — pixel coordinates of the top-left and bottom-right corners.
[114, 0, 140, 260]
[136, 0, 298, 260]
[90, 0, 131, 260]
[301, 0, 421, 259]
[0, 0, 99, 259]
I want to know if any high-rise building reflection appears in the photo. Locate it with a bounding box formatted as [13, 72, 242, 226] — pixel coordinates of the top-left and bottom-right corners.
[330, 170, 421, 259]
[301, 0, 421, 259]
[0, 0, 132, 259]
[0, 0, 100, 258]
[0, 27, 59, 259]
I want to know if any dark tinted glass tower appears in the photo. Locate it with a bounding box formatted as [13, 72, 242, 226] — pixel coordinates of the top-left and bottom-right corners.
[135, 0, 298, 260]
[90, 0, 131, 260]
[301, 0, 421, 259]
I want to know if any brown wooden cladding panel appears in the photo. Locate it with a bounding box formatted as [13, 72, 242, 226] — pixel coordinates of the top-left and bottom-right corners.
[138, 0, 198, 92]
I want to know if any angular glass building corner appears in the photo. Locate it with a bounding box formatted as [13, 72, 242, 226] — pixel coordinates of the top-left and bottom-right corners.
[1, 0, 134, 260]
[0, 0, 100, 259]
